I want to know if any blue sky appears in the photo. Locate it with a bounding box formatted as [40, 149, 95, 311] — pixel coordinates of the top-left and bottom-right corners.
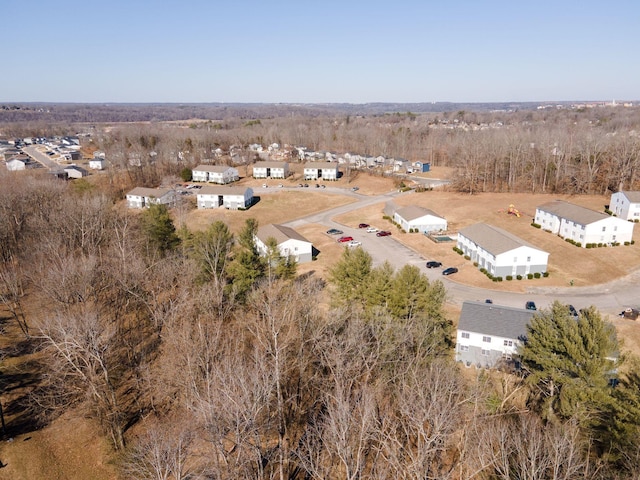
[1, 0, 638, 103]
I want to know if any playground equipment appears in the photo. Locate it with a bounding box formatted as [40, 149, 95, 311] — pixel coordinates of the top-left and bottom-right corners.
[507, 204, 521, 217]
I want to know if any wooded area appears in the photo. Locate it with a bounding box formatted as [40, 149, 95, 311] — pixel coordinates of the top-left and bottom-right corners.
[2, 104, 640, 478]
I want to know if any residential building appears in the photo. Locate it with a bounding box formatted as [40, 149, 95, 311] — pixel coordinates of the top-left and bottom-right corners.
[393, 205, 447, 233]
[610, 191, 640, 221]
[196, 185, 254, 210]
[64, 165, 88, 179]
[303, 161, 339, 181]
[192, 165, 239, 184]
[126, 187, 176, 209]
[6, 158, 27, 171]
[535, 200, 634, 246]
[89, 157, 106, 170]
[254, 224, 313, 263]
[457, 223, 549, 277]
[252, 161, 289, 179]
[456, 301, 535, 368]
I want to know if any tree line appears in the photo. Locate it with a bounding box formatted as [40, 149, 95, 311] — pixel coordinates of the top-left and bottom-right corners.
[2, 171, 640, 478]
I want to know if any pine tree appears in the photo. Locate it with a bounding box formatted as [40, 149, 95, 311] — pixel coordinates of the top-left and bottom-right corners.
[141, 203, 180, 256]
[519, 302, 619, 428]
[328, 247, 372, 309]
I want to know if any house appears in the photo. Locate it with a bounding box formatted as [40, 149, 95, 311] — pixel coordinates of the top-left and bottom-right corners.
[456, 301, 535, 368]
[413, 161, 430, 173]
[196, 185, 254, 210]
[457, 223, 549, 277]
[126, 187, 176, 209]
[534, 200, 634, 246]
[192, 165, 239, 184]
[89, 157, 106, 170]
[610, 191, 640, 221]
[394, 205, 447, 233]
[252, 161, 289, 179]
[303, 161, 339, 181]
[254, 224, 313, 263]
[64, 165, 88, 179]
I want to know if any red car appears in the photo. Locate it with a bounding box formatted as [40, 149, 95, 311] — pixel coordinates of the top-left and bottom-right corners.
[358, 223, 370, 229]
[337, 236, 354, 243]
[376, 231, 392, 237]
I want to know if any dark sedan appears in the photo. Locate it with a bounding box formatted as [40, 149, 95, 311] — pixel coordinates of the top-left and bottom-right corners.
[426, 261, 442, 268]
[442, 267, 458, 276]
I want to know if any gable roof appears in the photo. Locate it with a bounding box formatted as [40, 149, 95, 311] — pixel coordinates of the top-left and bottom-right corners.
[198, 185, 252, 196]
[619, 191, 640, 203]
[127, 187, 172, 197]
[536, 200, 609, 225]
[193, 164, 235, 173]
[252, 161, 287, 169]
[395, 205, 443, 222]
[257, 224, 311, 245]
[458, 301, 534, 340]
[303, 161, 338, 169]
[458, 223, 544, 256]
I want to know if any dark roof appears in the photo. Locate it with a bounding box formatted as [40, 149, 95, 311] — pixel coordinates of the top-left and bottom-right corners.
[536, 200, 609, 225]
[458, 223, 545, 256]
[458, 301, 535, 340]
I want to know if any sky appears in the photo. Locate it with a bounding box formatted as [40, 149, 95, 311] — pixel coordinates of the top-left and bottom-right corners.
[1, 0, 638, 103]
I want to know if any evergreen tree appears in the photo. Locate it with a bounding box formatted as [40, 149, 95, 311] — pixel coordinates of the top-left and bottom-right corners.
[141, 203, 180, 256]
[226, 218, 263, 300]
[263, 237, 297, 281]
[519, 302, 619, 429]
[328, 246, 372, 309]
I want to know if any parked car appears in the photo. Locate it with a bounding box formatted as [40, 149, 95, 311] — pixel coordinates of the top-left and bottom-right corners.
[347, 240, 362, 248]
[320, 184, 326, 189]
[568, 304, 578, 317]
[358, 223, 370, 229]
[278, 183, 283, 187]
[485, 299, 493, 304]
[366, 226, 378, 233]
[303, 183, 309, 188]
[526, 301, 537, 311]
[351, 186, 359, 191]
[376, 230, 392, 237]
[315, 184, 320, 188]
[426, 261, 442, 268]
[262, 184, 268, 188]
[326, 228, 343, 235]
[442, 267, 458, 276]
[337, 236, 354, 243]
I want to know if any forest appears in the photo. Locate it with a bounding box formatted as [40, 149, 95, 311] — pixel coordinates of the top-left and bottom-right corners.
[1, 104, 640, 479]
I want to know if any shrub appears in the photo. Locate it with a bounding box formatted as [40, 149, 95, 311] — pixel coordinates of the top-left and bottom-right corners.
[464, 255, 471, 260]
[506, 275, 513, 281]
[531, 223, 541, 229]
[534, 272, 541, 278]
[625, 241, 631, 246]
[527, 273, 533, 279]
[516, 275, 523, 280]
[480, 267, 487, 274]
[473, 262, 479, 267]
[543, 272, 549, 277]
[598, 243, 603, 247]
[496, 277, 503, 282]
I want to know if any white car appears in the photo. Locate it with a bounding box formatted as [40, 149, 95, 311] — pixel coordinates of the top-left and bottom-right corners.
[366, 227, 378, 233]
[347, 240, 362, 248]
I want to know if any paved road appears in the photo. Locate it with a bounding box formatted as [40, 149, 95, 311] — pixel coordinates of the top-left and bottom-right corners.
[283, 188, 637, 318]
[22, 145, 60, 169]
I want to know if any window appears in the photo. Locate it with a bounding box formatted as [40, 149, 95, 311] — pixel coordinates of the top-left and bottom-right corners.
[602, 226, 606, 232]
[513, 256, 517, 262]
[461, 332, 470, 339]
[526, 256, 531, 262]
[459, 345, 469, 352]
[502, 353, 512, 360]
[481, 349, 490, 356]
[482, 336, 491, 343]
[503, 340, 513, 347]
